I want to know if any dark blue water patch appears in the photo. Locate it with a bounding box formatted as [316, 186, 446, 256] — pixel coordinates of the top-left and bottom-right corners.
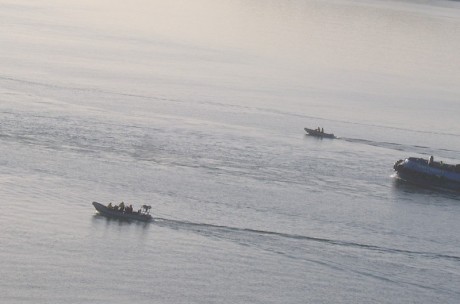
[392, 175, 460, 200]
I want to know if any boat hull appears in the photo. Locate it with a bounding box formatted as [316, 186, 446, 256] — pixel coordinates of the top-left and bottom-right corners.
[304, 128, 335, 139]
[92, 202, 152, 222]
[393, 158, 460, 192]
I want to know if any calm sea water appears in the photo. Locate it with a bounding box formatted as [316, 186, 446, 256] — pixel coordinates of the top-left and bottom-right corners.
[1, 0, 460, 303]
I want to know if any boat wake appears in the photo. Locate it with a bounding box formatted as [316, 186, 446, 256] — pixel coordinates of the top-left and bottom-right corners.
[340, 137, 459, 158]
[153, 217, 460, 263]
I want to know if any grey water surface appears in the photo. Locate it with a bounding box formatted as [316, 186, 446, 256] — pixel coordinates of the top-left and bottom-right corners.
[1, 0, 460, 303]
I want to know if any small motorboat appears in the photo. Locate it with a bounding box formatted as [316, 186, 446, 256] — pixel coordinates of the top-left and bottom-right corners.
[304, 127, 335, 139]
[92, 201, 152, 222]
[393, 157, 460, 191]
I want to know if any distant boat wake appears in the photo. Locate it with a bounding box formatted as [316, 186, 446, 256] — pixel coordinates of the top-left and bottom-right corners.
[153, 217, 460, 262]
[339, 137, 459, 157]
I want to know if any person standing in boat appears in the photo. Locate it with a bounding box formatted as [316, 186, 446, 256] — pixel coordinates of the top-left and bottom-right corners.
[118, 201, 125, 212]
[429, 155, 434, 166]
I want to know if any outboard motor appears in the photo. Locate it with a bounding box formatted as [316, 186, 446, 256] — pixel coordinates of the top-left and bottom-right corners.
[394, 159, 404, 171]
